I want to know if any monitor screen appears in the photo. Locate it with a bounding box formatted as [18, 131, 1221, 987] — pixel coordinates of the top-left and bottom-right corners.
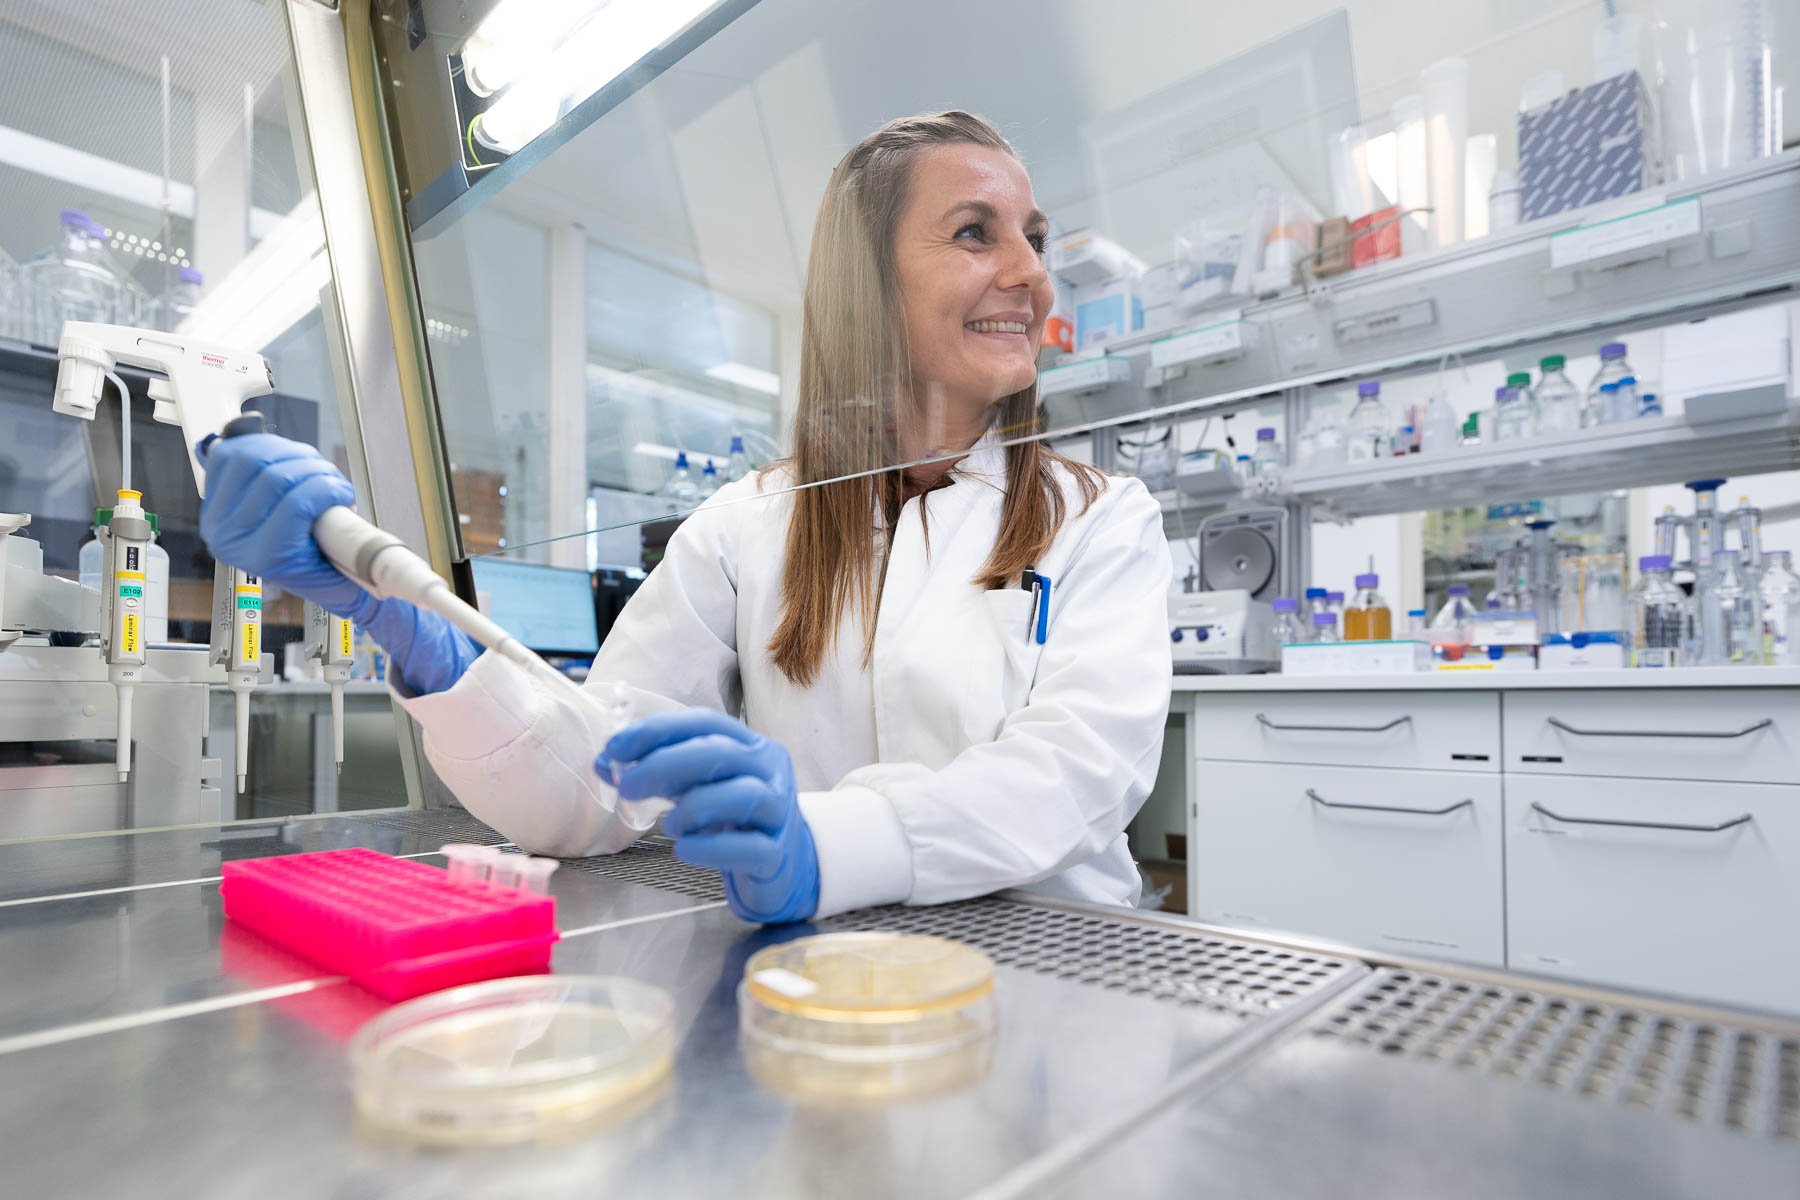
[470, 559, 600, 656]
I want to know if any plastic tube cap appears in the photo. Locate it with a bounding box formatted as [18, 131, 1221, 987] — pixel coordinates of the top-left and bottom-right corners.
[1447, 583, 1470, 595]
[513, 858, 559, 894]
[1304, 587, 1327, 600]
[1599, 341, 1627, 358]
[1539, 354, 1565, 370]
[1506, 372, 1532, 387]
[1327, 591, 1345, 603]
[1639, 555, 1672, 570]
[1313, 612, 1337, 626]
[1355, 573, 1379, 588]
[1272, 597, 1298, 612]
[1256, 427, 1276, 440]
[1357, 381, 1381, 397]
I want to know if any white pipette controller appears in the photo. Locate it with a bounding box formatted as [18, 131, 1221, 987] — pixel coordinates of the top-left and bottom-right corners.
[304, 599, 355, 774]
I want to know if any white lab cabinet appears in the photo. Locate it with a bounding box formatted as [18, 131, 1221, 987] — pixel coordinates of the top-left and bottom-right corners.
[1178, 672, 1800, 1015]
[1504, 774, 1800, 1014]
[1191, 762, 1504, 967]
[1504, 689, 1800, 785]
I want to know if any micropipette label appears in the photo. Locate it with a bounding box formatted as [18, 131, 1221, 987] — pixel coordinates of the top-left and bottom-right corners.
[337, 617, 354, 659]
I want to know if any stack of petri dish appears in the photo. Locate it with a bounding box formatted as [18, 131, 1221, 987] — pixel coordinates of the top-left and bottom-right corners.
[348, 975, 675, 1145]
[739, 932, 998, 1101]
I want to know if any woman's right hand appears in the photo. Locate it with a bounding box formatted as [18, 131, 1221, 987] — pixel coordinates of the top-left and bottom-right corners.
[196, 431, 370, 616]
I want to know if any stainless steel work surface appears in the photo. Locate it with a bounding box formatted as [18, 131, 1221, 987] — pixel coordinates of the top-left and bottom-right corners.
[1046, 969, 1800, 1199]
[2, 811, 1794, 1199]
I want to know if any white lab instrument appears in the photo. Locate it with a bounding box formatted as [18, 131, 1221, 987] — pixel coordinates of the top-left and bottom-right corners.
[306, 600, 356, 775]
[51, 322, 278, 794]
[99, 490, 152, 781]
[1168, 590, 1276, 674]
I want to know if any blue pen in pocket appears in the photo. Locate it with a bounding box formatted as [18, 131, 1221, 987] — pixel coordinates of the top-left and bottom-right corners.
[1020, 567, 1052, 646]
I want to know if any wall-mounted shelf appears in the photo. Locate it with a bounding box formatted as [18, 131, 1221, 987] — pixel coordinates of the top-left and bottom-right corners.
[1041, 150, 1800, 433]
[1280, 402, 1799, 519]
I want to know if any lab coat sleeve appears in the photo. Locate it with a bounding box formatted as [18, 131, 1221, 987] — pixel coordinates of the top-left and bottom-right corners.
[388, 484, 749, 857]
[798, 478, 1174, 915]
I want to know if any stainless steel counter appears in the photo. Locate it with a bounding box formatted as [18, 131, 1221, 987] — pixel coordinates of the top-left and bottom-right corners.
[0, 809, 1793, 1198]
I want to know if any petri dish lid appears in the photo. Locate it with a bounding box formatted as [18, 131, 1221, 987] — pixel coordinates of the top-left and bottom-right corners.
[347, 975, 674, 1145]
[743, 932, 994, 1022]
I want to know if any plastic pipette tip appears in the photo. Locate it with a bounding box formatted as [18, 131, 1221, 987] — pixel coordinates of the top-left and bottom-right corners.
[237, 774, 246, 794]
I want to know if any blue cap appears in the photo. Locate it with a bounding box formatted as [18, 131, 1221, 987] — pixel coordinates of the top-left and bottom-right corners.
[1357, 381, 1381, 397]
[1304, 587, 1327, 600]
[674, 451, 690, 468]
[1447, 583, 1470, 595]
[1327, 590, 1345, 603]
[1639, 555, 1672, 570]
[1407, 608, 1426, 617]
[729, 435, 745, 452]
[1599, 381, 1619, 392]
[1256, 427, 1276, 440]
[1618, 375, 1638, 386]
[1599, 341, 1627, 358]
[178, 266, 203, 285]
[1313, 611, 1337, 626]
[702, 459, 717, 475]
[1272, 597, 1298, 612]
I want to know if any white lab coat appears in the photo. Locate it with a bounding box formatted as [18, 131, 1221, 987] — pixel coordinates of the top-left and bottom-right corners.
[394, 437, 1173, 917]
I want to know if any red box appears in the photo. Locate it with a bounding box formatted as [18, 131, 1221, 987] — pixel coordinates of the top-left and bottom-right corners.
[1350, 205, 1403, 269]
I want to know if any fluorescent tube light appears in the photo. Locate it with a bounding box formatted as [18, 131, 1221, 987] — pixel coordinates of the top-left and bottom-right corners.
[705, 361, 781, 396]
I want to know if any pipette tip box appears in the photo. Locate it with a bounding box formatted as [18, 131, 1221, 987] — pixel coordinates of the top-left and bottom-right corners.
[220, 848, 558, 1001]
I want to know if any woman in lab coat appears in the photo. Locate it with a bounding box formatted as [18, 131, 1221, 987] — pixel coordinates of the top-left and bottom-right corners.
[198, 111, 1172, 924]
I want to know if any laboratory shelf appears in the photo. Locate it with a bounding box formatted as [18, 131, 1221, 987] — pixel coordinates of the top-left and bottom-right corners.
[1278, 400, 1798, 518]
[1041, 150, 1800, 432]
[1171, 666, 1800, 692]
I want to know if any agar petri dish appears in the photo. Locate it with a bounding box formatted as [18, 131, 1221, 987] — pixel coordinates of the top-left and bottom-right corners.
[348, 975, 675, 1145]
[739, 932, 998, 1101]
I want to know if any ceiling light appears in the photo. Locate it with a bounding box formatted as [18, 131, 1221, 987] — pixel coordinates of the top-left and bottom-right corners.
[705, 361, 782, 396]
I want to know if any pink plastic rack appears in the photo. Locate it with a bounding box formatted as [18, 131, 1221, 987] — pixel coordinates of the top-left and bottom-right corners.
[220, 848, 559, 1001]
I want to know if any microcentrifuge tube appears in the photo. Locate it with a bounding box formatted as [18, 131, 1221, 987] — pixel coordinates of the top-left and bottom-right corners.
[440, 844, 491, 888]
[487, 852, 524, 891]
[514, 858, 558, 894]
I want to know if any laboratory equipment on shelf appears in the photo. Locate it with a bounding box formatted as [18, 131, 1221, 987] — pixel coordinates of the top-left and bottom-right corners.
[1304, 587, 1330, 622]
[1432, 583, 1478, 634]
[79, 505, 170, 643]
[1405, 608, 1427, 638]
[1613, 376, 1642, 423]
[1345, 381, 1391, 462]
[1687, 478, 1728, 662]
[1251, 427, 1282, 481]
[664, 452, 699, 504]
[1119, 426, 1176, 492]
[1534, 355, 1581, 435]
[725, 434, 752, 482]
[1523, 519, 1565, 632]
[19, 210, 145, 345]
[1417, 391, 1459, 453]
[1630, 555, 1686, 668]
[1559, 552, 1628, 637]
[1344, 571, 1392, 641]
[1654, 505, 1684, 562]
[1700, 550, 1758, 665]
[1584, 342, 1634, 426]
[1327, 590, 1346, 616]
[1168, 591, 1277, 674]
[700, 459, 720, 498]
[1492, 372, 1538, 442]
[1311, 611, 1339, 642]
[304, 600, 356, 775]
[98, 490, 152, 782]
[1271, 596, 1306, 645]
[1758, 550, 1800, 664]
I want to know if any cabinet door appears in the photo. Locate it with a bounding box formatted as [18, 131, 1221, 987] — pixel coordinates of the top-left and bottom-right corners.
[1191, 692, 1500, 771]
[1503, 689, 1800, 785]
[1191, 762, 1504, 966]
[1505, 774, 1800, 1015]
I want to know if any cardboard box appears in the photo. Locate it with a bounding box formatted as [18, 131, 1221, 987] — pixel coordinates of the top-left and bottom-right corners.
[1072, 278, 1144, 350]
[1314, 217, 1353, 277]
[1518, 70, 1657, 221]
[1349, 206, 1402, 268]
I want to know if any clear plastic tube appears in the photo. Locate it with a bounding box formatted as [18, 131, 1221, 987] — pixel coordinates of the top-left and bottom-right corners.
[1420, 58, 1469, 251]
[441, 844, 492, 888]
[514, 858, 559, 894]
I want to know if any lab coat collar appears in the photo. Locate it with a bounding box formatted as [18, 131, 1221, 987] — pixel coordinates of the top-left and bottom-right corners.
[949, 429, 1008, 485]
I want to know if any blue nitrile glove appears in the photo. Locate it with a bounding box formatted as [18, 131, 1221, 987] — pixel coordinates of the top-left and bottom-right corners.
[197, 431, 480, 695]
[598, 710, 819, 924]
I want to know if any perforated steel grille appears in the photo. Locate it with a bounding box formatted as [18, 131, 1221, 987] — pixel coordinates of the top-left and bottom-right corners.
[1316, 971, 1800, 1142]
[823, 897, 1359, 1018]
[561, 837, 728, 900]
[354, 808, 508, 844]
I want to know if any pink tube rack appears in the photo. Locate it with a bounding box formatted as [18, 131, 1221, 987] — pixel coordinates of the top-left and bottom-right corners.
[220, 848, 559, 1001]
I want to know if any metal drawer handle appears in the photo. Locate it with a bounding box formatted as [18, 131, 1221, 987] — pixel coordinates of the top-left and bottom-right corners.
[1530, 802, 1753, 834]
[1545, 716, 1773, 740]
[1307, 788, 1472, 817]
[1257, 713, 1412, 734]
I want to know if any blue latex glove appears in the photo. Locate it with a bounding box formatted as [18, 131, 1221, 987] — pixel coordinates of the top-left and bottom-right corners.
[598, 710, 819, 924]
[197, 431, 480, 695]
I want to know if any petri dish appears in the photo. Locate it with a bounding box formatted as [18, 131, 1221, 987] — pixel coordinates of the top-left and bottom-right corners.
[348, 974, 675, 1145]
[739, 932, 998, 1101]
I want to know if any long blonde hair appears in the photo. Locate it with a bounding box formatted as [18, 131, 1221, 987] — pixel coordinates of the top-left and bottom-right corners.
[768, 110, 1102, 686]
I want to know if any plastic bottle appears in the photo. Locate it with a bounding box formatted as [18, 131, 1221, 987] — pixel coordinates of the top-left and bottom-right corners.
[725, 435, 752, 482]
[1534, 354, 1581, 435]
[1345, 381, 1390, 463]
[1272, 597, 1306, 646]
[1327, 591, 1346, 617]
[1311, 611, 1340, 643]
[1393, 425, 1414, 457]
[1612, 375, 1641, 423]
[1405, 608, 1428, 638]
[700, 459, 720, 498]
[1460, 413, 1482, 447]
[1492, 372, 1537, 442]
[1431, 583, 1477, 634]
[1344, 573, 1392, 641]
[156, 266, 203, 331]
[1699, 549, 1756, 665]
[1251, 427, 1281, 481]
[1584, 341, 1633, 426]
[1418, 392, 1460, 453]
[1629, 555, 1685, 668]
[1489, 166, 1522, 230]
[1234, 453, 1255, 483]
[664, 452, 699, 505]
[79, 509, 170, 642]
[1309, 406, 1345, 466]
[1757, 550, 1800, 665]
[20, 209, 131, 343]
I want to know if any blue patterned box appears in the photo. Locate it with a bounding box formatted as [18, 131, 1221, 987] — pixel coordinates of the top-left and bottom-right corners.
[1518, 70, 1658, 221]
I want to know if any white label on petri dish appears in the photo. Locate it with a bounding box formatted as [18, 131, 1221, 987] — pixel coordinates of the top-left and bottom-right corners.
[752, 968, 819, 999]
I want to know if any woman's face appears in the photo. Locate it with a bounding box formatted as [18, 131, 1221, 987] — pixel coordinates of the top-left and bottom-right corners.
[893, 144, 1051, 424]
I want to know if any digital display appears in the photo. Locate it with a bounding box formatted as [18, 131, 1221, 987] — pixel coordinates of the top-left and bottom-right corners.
[470, 559, 600, 655]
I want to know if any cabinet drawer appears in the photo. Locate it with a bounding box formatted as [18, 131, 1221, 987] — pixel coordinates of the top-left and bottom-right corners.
[1191, 762, 1504, 966]
[1505, 775, 1800, 1014]
[1504, 689, 1800, 785]
[1191, 692, 1499, 771]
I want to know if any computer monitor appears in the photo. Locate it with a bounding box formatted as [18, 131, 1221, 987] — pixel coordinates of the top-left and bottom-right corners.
[469, 559, 600, 657]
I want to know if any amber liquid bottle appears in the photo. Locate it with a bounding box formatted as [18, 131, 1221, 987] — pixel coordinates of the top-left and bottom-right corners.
[1344, 572, 1392, 641]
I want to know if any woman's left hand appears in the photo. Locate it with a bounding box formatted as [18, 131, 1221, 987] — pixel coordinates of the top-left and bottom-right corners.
[597, 710, 819, 924]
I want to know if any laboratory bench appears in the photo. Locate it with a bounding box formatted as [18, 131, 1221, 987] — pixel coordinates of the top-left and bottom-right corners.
[1155, 667, 1800, 1015]
[0, 808, 1794, 1198]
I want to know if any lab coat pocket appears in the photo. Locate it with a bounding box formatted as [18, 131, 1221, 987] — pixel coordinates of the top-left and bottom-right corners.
[959, 589, 1043, 744]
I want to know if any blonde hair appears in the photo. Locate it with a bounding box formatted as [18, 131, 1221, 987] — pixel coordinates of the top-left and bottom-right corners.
[768, 110, 1102, 686]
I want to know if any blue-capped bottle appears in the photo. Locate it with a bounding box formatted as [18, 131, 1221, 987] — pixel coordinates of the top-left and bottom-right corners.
[665, 451, 699, 505]
[725, 434, 752, 482]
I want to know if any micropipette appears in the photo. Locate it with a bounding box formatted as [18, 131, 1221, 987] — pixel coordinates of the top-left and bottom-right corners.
[305, 600, 355, 774]
[100, 489, 151, 782]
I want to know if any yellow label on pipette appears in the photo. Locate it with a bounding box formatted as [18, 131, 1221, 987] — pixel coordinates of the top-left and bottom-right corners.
[241, 620, 259, 663]
[120, 612, 140, 656]
[337, 618, 354, 659]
